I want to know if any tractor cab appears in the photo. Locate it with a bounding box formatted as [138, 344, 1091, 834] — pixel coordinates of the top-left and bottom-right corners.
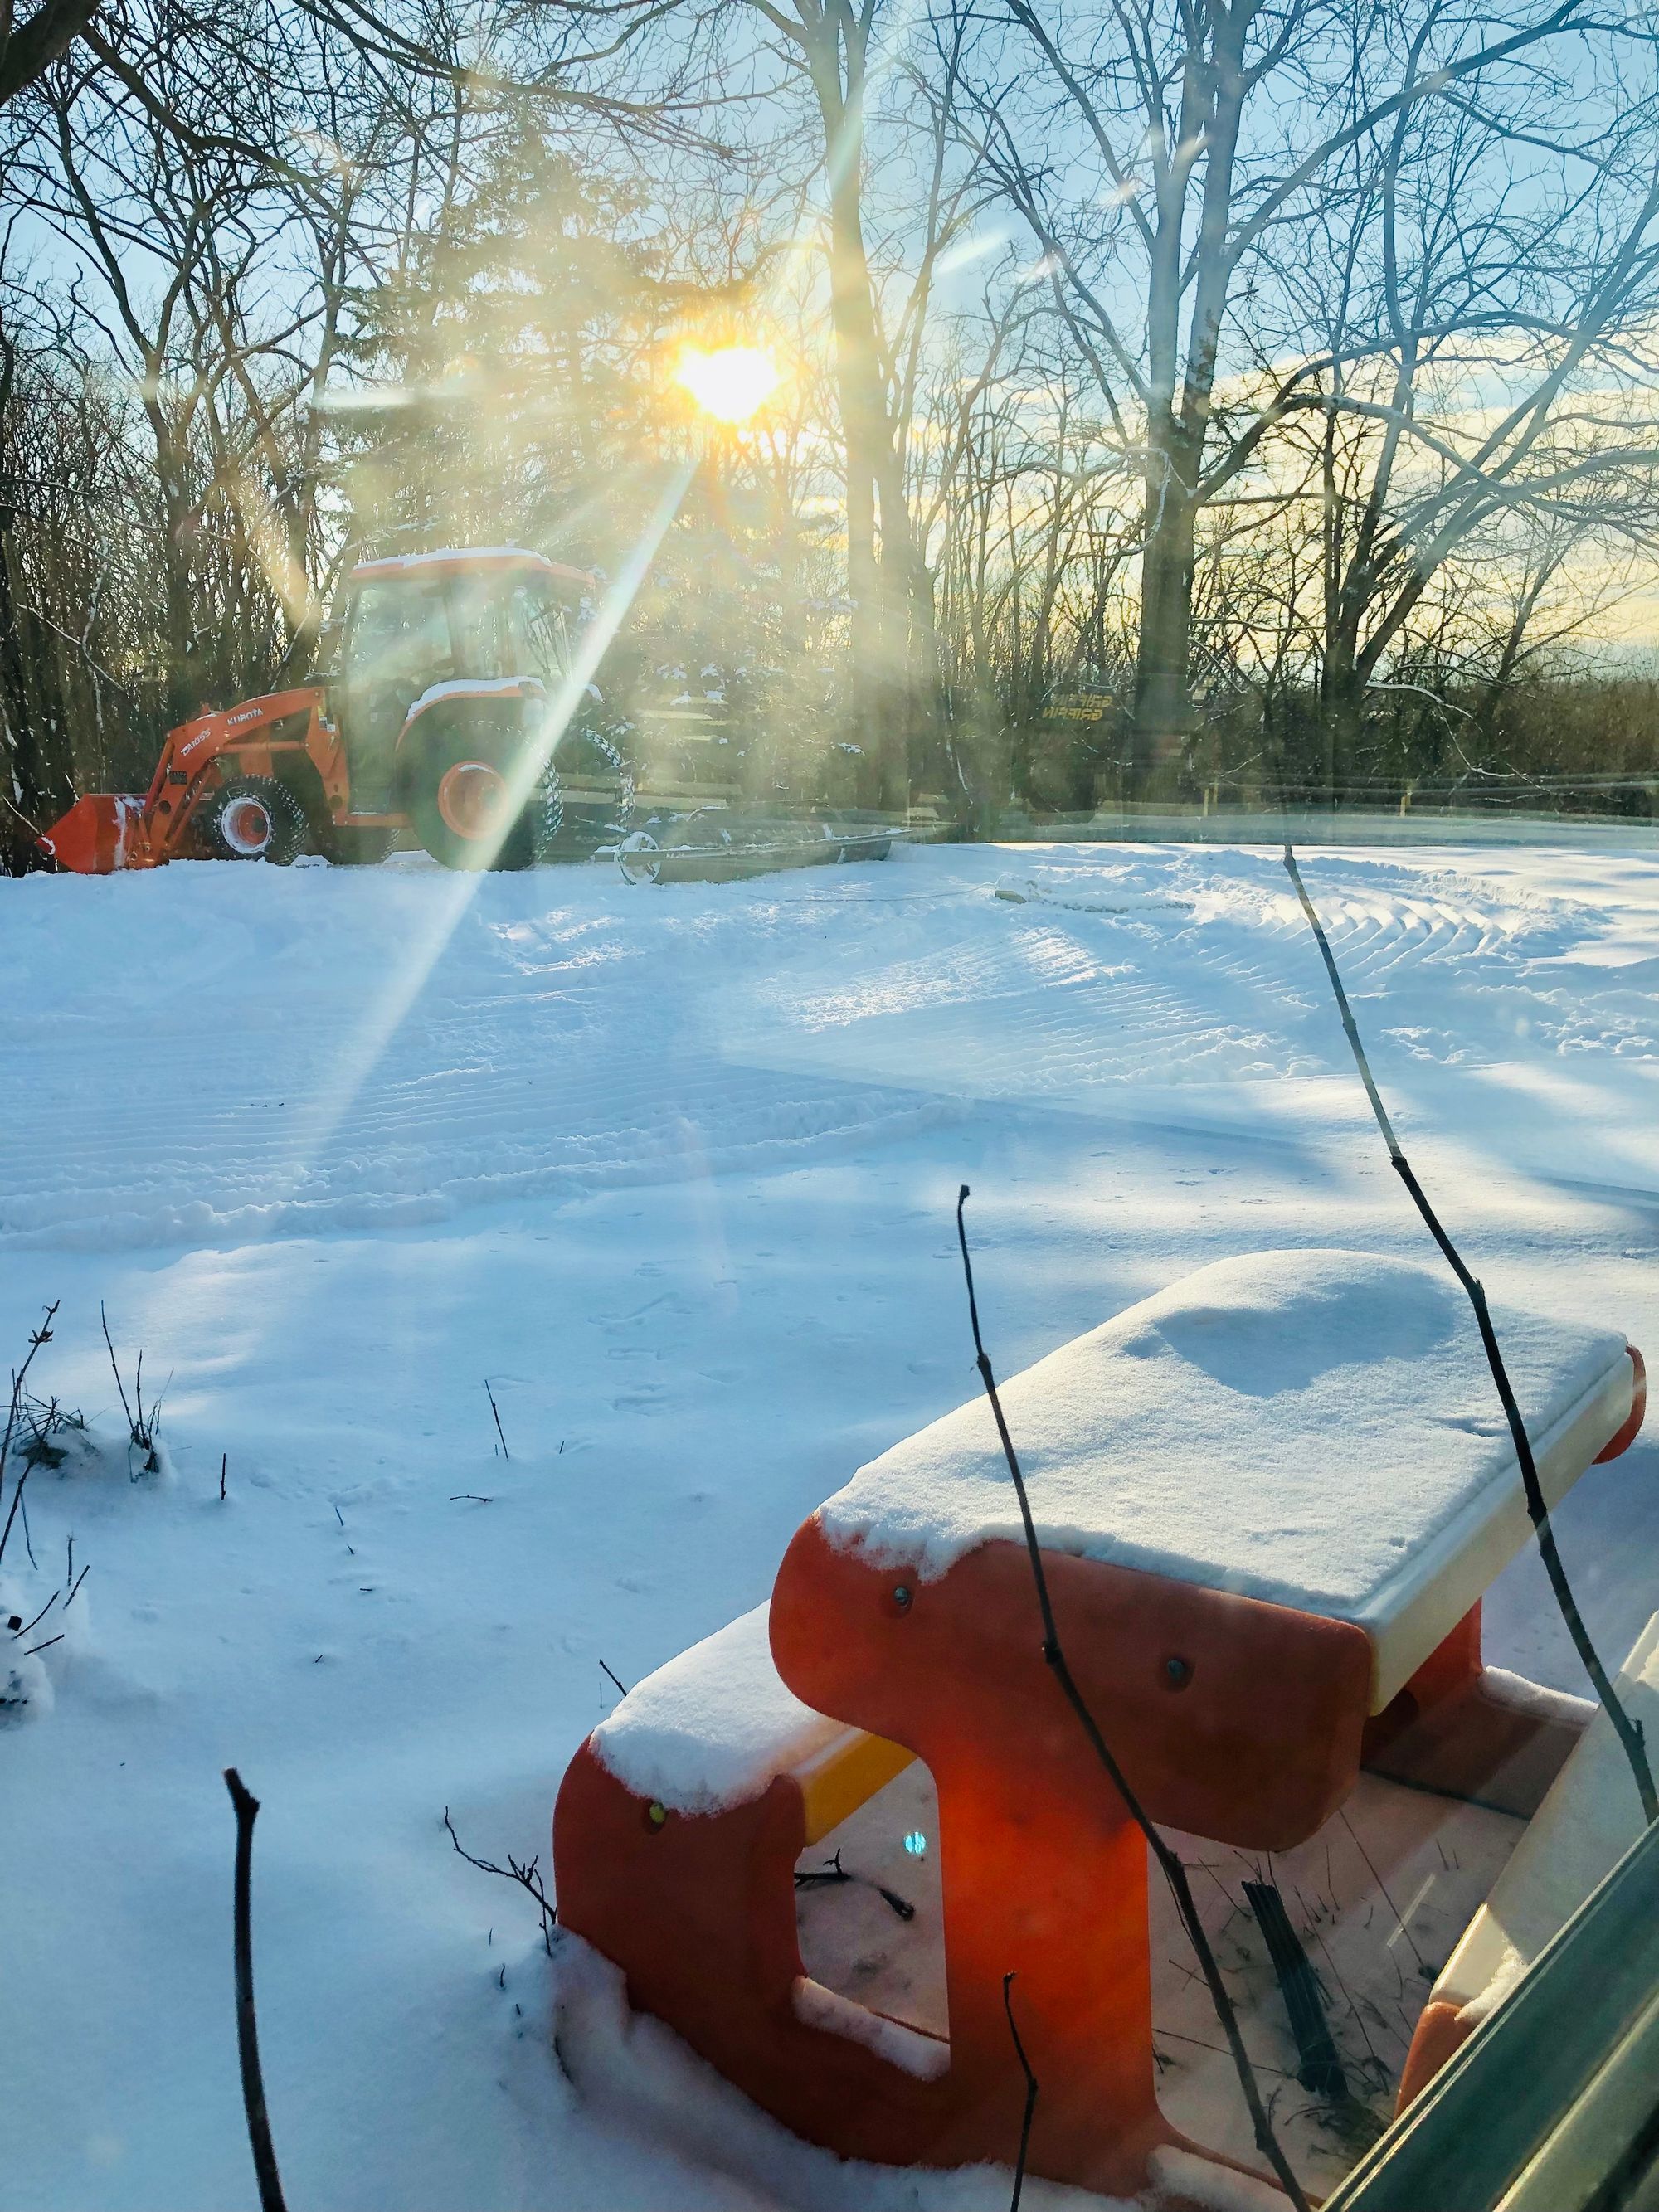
[330, 551, 590, 815]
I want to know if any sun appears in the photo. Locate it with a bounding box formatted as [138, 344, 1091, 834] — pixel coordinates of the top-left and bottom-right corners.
[674, 343, 783, 425]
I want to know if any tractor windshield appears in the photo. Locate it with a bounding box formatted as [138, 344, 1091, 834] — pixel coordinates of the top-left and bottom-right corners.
[508, 576, 569, 684]
[442, 567, 568, 684]
[447, 570, 509, 679]
[346, 580, 454, 687]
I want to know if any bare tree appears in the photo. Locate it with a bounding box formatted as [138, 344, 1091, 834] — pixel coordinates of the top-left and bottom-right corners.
[572, 0, 990, 808]
[954, 0, 1659, 790]
[0, 0, 95, 108]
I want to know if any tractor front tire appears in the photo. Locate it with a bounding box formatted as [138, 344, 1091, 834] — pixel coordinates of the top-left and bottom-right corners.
[198, 775, 307, 865]
[411, 734, 534, 872]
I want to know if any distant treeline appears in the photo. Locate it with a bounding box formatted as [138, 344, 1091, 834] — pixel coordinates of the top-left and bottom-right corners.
[1000, 676, 1659, 824]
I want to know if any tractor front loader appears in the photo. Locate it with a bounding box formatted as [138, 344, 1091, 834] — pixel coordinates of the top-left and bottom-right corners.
[46, 686, 366, 874]
[42, 548, 624, 876]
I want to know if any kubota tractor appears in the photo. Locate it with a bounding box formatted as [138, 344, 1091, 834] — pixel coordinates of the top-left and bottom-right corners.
[42, 548, 630, 874]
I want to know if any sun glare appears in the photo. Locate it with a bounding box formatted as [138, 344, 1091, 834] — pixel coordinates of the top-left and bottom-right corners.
[674, 343, 782, 425]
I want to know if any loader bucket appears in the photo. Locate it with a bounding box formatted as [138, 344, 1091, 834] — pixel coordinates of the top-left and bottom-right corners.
[40, 794, 153, 874]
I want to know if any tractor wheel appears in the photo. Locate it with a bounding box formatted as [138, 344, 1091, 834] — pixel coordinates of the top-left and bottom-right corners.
[411, 735, 534, 872]
[538, 728, 635, 863]
[615, 829, 664, 886]
[198, 775, 307, 865]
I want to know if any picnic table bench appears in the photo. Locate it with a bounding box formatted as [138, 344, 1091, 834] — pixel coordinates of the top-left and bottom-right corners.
[555, 1248, 1644, 2203]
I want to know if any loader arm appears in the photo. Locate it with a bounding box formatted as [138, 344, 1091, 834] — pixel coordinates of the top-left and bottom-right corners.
[43, 688, 336, 873]
[139, 688, 333, 864]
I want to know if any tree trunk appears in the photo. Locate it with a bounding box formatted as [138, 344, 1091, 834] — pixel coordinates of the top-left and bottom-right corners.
[1130, 465, 1196, 788]
[812, 35, 908, 814]
[826, 184, 907, 808]
[1318, 614, 1366, 800]
[1125, 11, 1249, 797]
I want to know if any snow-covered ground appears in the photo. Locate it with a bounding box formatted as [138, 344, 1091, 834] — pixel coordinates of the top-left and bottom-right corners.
[3, 836, 1657, 2211]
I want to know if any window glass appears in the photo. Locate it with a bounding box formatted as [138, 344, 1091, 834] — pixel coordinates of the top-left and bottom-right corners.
[447, 571, 508, 678]
[346, 581, 453, 683]
[508, 577, 568, 683]
[17, 18, 1659, 2207]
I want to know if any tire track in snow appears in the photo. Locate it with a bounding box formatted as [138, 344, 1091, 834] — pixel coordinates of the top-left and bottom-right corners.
[3, 898, 956, 1248]
[739, 852, 1652, 1116]
[7, 845, 1653, 1251]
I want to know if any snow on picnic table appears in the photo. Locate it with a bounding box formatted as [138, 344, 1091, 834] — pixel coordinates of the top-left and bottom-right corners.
[817, 1246, 1625, 1613]
[2, 836, 1657, 2211]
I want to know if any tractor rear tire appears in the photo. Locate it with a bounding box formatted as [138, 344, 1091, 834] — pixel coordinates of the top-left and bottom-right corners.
[411, 734, 534, 872]
[198, 775, 307, 865]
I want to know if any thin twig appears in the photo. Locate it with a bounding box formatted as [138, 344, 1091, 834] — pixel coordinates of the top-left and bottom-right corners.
[20, 1393, 66, 1469]
[792, 1848, 915, 1919]
[443, 1806, 558, 1954]
[598, 1658, 629, 1700]
[223, 1769, 289, 2212]
[1243, 1879, 1347, 2098]
[1003, 1971, 1039, 2212]
[0, 1302, 59, 1572]
[956, 1188, 1311, 2212]
[1335, 1806, 1428, 1974]
[0, 1479, 25, 1571]
[9, 1588, 57, 1640]
[484, 1378, 510, 1460]
[1155, 2025, 1300, 2074]
[100, 1300, 136, 1436]
[1282, 846, 1657, 1826]
[100, 1303, 163, 1471]
[793, 1846, 850, 1890]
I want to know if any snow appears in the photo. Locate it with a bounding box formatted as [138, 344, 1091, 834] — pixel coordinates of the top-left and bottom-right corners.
[0, 1418, 147, 1719]
[550, 1933, 1112, 2210]
[816, 1249, 1627, 1657]
[3, 835, 1659, 2210]
[591, 1603, 846, 1815]
[788, 1976, 951, 2080]
[1146, 2148, 1293, 2211]
[354, 547, 585, 575]
[0, 1552, 95, 1719]
[406, 676, 540, 720]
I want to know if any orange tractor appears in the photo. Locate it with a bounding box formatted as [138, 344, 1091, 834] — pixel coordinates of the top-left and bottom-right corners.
[42, 547, 629, 874]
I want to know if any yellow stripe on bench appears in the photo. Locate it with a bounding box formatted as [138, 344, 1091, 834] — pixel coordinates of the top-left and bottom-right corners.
[793, 1726, 914, 1845]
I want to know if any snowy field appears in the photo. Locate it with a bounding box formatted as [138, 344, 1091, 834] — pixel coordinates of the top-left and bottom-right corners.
[3, 835, 1658, 2211]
